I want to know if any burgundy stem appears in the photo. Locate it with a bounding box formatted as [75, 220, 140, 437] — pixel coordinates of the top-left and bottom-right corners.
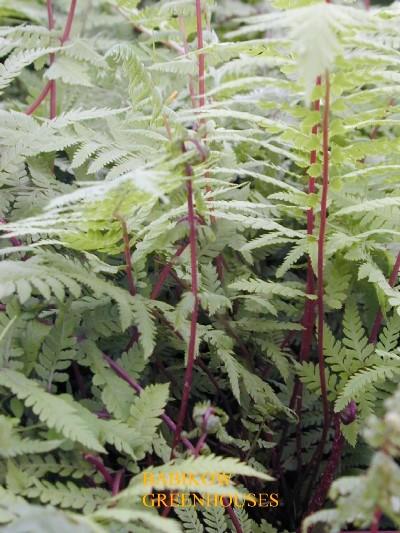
[84, 454, 114, 490]
[370, 508, 382, 533]
[46, 0, 55, 29]
[292, 75, 322, 468]
[116, 216, 136, 296]
[300, 71, 332, 516]
[26, 0, 78, 116]
[171, 176, 199, 453]
[26, 82, 51, 116]
[369, 252, 400, 344]
[112, 469, 124, 496]
[49, 80, 57, 119]
[225, 505, 244, 533]
[151, 242, 188, 299]
[104, 355, 242, 532]
[195, 0, 205, 108]
[0, 218, 22, 247]
[316, 71, 331, 441]
[46, 0, 57, 119]
[103, 354, 195, 452]
[61, 0, 78, 44]
[305, 415, 344, 518]
[193, 407, 213, 456]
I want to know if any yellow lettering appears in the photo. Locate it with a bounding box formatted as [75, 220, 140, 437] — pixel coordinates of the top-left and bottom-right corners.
[258, 493, 269, 507]
[246, 493, 257, 507]
[157, 493, 168, 507]
[143, 473, 154, 486]
[220, 496, 233, 508]
[142, 494, 155, 507]
[233, 495, 245, 509]
[270, 493, 279, 507]
[192, 493, 205, 506]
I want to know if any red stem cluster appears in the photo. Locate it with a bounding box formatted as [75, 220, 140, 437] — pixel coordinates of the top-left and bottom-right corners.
[104, 353, 243, 533]
[316, 71, 331, 445]
[26, 0, 78, 117]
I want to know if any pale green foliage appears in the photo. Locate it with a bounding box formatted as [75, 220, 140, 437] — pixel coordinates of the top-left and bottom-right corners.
[0, 0, 400, 531]
[0, 369, 106, 452]
[127, 382, 170, 459]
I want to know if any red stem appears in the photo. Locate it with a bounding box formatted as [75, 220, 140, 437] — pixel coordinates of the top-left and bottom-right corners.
[25, 82, 51, 115]
[292, 75, 322, 468]
[370, 508, 382, 533]
[171, 177, 199, 453]
[151, 242, 188, 299]
[369, 252, 400, 344]
[0, 218, 22, 247]
[180, 8, 224, 283]
[195, 0, 205, 108]
[305, 415, 344, 518]
[46, 0, 57, 119]
[225, 505, 244, 533]
[47, 0, 55, 29]
[26, 0, 77, 116]
[84, 454, 114, 490]
[103, 354, 195, 452]
[301, 72, 332, 512]
[49, 79, 57, 119]
[116, 216, 136, 296]
[112, 469, 124, 496]
[316, 71, 331, 439]
[275, 76, 323, 471]
[304, 244, 393, 519]
[193, 407, 213, 456]
[104, 355, 243, 532]
[61, 0, 78, 44]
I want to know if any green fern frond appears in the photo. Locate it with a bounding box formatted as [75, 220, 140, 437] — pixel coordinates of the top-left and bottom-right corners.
[0, 369, 106, 453]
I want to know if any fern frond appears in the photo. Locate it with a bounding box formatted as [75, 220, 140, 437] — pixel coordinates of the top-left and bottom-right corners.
[0, 369, 106, 453]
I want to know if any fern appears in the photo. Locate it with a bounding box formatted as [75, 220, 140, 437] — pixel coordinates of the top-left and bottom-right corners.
[175, 507, 204, 533]
[35, 306, 77, 391]
[0, 369, 105, 452]
[0, 415, 62, 458]
[1, 0, 400, 531]
[127, 382, 170, 459]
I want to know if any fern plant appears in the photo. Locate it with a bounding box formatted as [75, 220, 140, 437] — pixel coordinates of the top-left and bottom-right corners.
[0, 0, 400, 532]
